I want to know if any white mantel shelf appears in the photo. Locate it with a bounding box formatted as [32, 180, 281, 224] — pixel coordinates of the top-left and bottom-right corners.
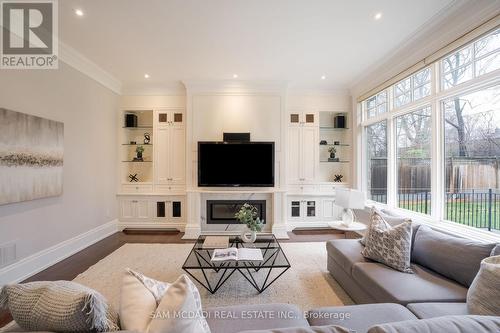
[187, 188, 288, 194]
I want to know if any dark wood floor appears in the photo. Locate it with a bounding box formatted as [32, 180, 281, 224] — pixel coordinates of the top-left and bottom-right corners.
[0, 229, 344, 328]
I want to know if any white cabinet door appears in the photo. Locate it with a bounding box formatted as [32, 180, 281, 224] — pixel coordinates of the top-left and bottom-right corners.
[301, 127, 317, 182]
[120, 200, 135, 219]
[136, 200, 150, 219]
[288, 127, 301, 183]
[155, 127, 170, 184]
[322, 199, 336, 220]
[169, 127, 185, 184]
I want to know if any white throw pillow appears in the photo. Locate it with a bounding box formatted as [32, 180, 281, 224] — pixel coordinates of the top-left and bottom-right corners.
[149, 274, 211, 333]
[120, 269, 170, 332]
[119, 270, 210, 333]
[467, 255, 500, 316]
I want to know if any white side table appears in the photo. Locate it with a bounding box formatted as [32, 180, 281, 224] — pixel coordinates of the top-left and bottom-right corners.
[328, 221, 367, 238]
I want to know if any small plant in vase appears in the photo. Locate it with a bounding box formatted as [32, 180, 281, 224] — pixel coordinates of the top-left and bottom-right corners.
[328, 146, 337, 159]
[235, 203, 264, 243]
[135, 145, 145, 161]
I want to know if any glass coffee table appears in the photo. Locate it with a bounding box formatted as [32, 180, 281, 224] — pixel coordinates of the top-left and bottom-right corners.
[182, 234, 290, 294]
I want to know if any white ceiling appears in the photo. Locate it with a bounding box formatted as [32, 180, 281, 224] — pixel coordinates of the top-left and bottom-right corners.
[58, 0, 457, 93]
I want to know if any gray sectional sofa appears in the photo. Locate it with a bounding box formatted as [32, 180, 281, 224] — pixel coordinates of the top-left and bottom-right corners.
[2, 218, 499, 333]
[326, 223, 498, 306]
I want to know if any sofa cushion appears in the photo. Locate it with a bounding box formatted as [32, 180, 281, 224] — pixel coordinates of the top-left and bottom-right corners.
[367, 315, 500, 333]
[492, 244, 500, 256]
[307, 303, 417, 333]
[326, 240, 370, 274]
[239, 326, 351, 333]
[205, 303, 309, 333]
[406, 303, 468, 319]
[351, 262, 467, 305]
[412, 226, 498, 287]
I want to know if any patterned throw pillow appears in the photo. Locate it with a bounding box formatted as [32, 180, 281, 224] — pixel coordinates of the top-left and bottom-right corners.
[361, 209, 413, 273]
[0, 280, 119, 332]
[359, 207, 408, 246]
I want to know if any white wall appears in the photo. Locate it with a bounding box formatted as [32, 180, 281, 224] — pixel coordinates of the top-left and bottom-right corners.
[0, 63, 118, 265]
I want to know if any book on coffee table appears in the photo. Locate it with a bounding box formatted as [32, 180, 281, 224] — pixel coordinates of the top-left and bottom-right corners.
[211, 247, 263, 262]
[202, 236, 230, 249]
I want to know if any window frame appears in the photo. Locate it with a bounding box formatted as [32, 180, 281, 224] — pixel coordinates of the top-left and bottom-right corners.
[359, 27, 500, 239]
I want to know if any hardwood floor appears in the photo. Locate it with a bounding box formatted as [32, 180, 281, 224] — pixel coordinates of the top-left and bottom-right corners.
[0, 229, 344, 328]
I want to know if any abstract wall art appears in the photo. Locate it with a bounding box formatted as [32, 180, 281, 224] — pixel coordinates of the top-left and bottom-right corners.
[0, 108, 64, 205]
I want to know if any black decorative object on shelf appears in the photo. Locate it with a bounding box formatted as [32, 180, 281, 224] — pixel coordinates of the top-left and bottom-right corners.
[129, 141, 136, 145]
[333, 174, 343, 182]
[334, 114, 346, 128]
[320, 140, 327, 145]
[334, 141, 340, 145]
[128, 173, 139, 182]
[125, 114, 138, 127]
[143, 133, 151, 144]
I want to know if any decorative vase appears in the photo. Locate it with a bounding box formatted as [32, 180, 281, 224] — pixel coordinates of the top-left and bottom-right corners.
[137, 151, 143, 159]
[241, 229, 257, 243]
[330, 152, 336, 159]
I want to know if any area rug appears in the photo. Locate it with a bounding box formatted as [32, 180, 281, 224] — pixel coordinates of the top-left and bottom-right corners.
[73, 242, 353, 311]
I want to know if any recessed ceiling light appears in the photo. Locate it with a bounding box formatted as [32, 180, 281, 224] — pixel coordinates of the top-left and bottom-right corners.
[75, 9, 84, 17]
[233, 74, 238, 78]
[144, 74, 150, 79]
[321, 75, 326, 80]
[374, 12, 382, 20]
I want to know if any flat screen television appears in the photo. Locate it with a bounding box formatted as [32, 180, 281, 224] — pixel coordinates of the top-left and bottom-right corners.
[198, 142, 275, 187]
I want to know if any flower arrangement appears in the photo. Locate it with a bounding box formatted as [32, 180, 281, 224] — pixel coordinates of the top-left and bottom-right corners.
[234, 203, 264, 232]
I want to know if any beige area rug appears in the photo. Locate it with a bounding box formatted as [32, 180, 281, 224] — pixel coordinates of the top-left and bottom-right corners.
[73, 242, 353, 311]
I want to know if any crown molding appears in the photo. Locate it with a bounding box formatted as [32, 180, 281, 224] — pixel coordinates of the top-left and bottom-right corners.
[349, 0, 500, 98]
[121, 81, 186, 96]
[59, 41, 122, 95]
[183, 80, 289, 95]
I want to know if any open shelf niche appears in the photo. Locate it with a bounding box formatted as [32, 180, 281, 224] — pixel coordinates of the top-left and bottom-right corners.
[318, 111, 351, 184]
[120, 110, 154, 184]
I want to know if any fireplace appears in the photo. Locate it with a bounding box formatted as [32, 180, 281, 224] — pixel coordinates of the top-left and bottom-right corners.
[206, 200, 266, 224]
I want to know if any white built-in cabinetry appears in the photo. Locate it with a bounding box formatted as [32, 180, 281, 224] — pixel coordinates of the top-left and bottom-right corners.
[155, 110, 185, 185]
[287, 111, 318, 183]
[118, 107, 186, 230]
[286, 109, 351, 228]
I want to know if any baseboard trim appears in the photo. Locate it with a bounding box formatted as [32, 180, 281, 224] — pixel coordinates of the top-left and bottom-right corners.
[0, 220, 119, 286]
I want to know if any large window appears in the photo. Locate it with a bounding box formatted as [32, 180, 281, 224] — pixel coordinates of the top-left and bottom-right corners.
[443, 86, 500, 231]
[361, 26, 500, 235]
[365, 91, 388, 119]
[396, 106, 432, 214]
[441, 28, 500, 90]
[394, 68, 431, 108]
[366, 121, 387, 203]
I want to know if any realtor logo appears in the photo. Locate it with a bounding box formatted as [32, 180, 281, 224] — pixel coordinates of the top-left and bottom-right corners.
[1, 0, 58, 69]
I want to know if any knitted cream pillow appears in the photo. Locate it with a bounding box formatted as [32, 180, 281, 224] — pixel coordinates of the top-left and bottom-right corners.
[0, 280, 119, 332]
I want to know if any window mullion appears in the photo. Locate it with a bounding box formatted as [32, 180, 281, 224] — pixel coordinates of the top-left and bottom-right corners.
[386, 116, 397, 208]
